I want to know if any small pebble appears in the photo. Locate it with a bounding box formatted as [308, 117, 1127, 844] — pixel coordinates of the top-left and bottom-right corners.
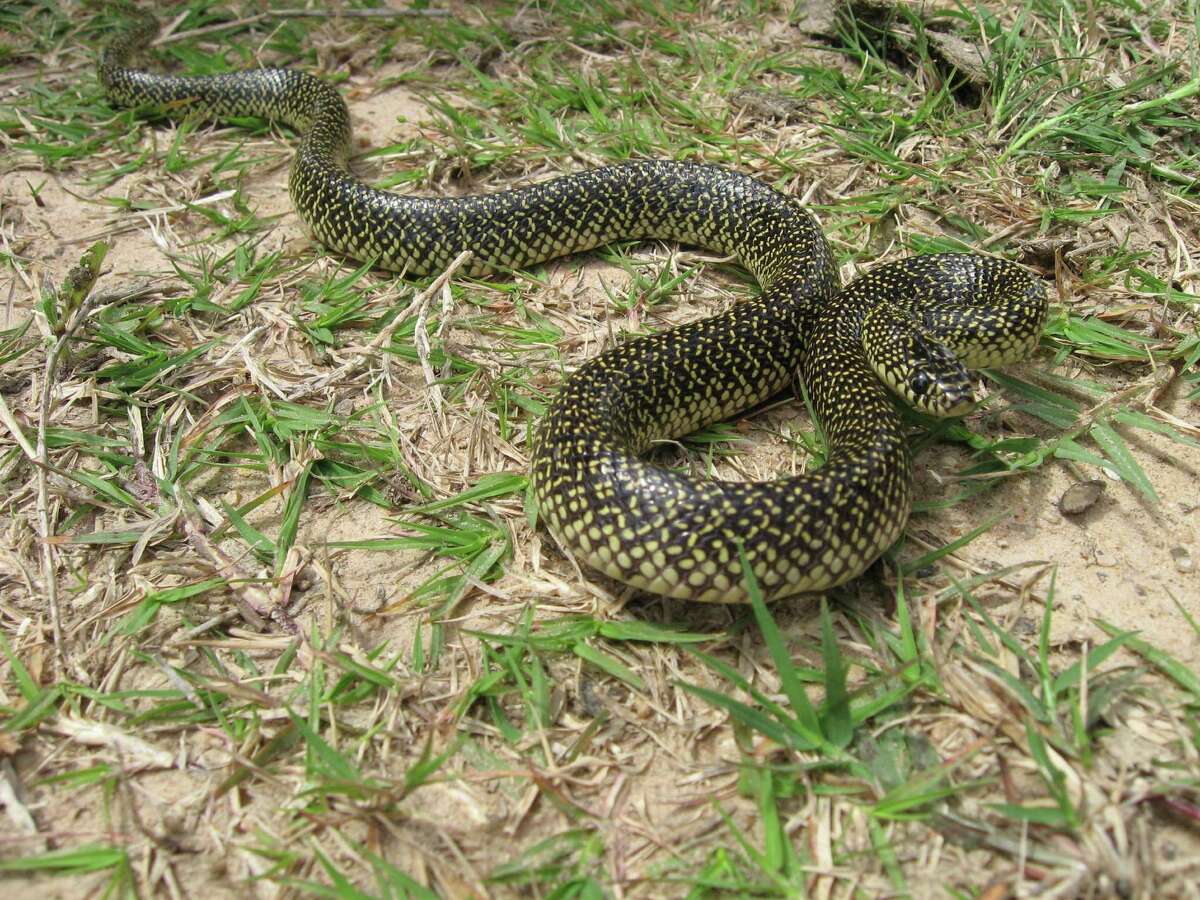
[1059, 479, 1105, 516]
[1170, 545, 1194, 574]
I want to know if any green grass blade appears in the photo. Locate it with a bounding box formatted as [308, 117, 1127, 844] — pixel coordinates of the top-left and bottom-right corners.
[1089, 420, 1159, 502]
[738, 546, 824, 746]
[818, 599, 853, 749]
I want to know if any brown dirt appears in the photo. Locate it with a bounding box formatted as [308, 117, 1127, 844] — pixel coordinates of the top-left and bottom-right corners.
[1, 2, 1198, 898]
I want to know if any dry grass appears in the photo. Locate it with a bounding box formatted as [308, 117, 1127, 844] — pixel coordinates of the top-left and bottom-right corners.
[0, 0, 1198, 897]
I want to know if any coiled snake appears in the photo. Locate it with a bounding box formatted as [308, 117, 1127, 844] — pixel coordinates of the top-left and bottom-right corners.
[100, 11, 1047, 603]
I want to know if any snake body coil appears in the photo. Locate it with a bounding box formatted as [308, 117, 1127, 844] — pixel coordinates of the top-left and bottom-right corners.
[101, 13, 1047, 603]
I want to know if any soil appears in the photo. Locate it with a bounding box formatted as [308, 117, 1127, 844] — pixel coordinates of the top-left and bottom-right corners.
[1, 3, 1197, 897]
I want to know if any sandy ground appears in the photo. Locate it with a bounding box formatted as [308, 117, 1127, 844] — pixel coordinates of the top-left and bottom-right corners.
[1, 3, 1198, 897]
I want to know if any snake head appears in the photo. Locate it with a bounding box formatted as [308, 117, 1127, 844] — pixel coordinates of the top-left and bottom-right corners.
[862, 304, 977, 417]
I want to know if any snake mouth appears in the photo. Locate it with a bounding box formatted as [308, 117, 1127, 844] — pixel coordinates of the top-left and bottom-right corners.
[929, 382, 978, 417]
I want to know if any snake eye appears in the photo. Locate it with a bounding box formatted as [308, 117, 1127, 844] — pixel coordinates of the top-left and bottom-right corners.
[911, 372, 931, 396]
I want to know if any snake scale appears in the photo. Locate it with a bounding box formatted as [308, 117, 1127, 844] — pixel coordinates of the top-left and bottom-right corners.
[100, 10, 1047, 603]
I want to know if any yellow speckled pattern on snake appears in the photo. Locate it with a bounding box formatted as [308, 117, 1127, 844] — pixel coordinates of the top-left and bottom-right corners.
[100, 10, 1048, 603]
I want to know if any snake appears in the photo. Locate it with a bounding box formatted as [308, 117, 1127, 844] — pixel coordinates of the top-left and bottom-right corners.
[99, 10, 1047, 603]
